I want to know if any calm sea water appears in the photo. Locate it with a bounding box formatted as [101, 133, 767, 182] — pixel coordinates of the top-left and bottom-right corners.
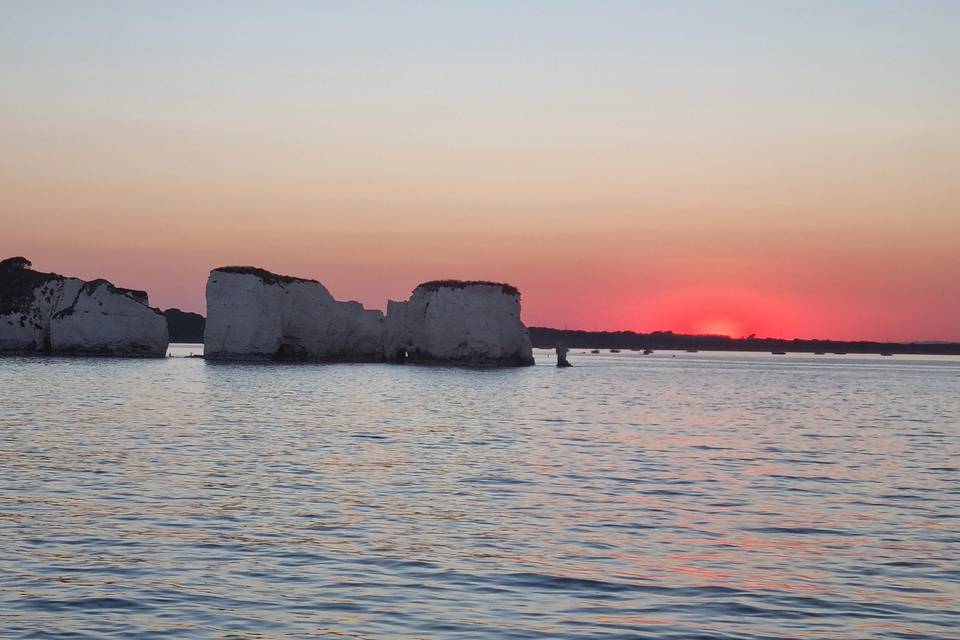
[1, 347, 958, 639]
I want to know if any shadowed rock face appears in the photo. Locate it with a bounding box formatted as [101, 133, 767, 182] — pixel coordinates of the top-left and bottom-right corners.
[0, 257, 168, 357]
[203, 267, 384, 361]
[384, 281, 534, 367]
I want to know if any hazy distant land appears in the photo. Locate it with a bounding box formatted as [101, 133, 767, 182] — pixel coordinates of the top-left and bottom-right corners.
[530, 328, 960, 356]
[161, 311, 960, 356]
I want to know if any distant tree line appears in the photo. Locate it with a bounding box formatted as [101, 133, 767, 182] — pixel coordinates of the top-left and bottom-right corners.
[528, 328, 960, 356]
[153, 311, 960, 355]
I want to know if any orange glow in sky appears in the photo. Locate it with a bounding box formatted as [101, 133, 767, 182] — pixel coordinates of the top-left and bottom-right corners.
[2, 4, 958, 341]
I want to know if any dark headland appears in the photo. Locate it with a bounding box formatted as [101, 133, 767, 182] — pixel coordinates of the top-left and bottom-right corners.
[163, 309, 205, 343]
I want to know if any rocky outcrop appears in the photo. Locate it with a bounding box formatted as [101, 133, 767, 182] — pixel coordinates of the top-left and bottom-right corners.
[204, 266, 384, 361]
[556, 344, 572, 367]
[0, 257, 168, 357]
[384, 280, 534, 366]
[203, 267, 534, 366]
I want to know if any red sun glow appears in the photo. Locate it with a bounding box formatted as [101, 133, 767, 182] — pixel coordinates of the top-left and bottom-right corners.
[690, 316, 746, 338]
[631, 286, 812, 339]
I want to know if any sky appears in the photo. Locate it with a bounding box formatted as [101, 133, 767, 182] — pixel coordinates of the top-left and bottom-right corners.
[2, 1, 958, 341]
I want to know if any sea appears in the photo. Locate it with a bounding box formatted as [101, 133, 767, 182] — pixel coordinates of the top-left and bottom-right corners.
[1, 347, 958, 639]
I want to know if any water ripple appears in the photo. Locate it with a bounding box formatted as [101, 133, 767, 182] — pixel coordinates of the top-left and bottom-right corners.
[1, 349, 958, 638]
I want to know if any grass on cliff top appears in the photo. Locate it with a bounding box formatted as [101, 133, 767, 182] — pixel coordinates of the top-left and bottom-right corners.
[1, 257, 153, 315]
[417, 280, 520, 296]
[1, 257, 63, 315]
[81, 279, 149, 304]
[214, 266, 319, 285]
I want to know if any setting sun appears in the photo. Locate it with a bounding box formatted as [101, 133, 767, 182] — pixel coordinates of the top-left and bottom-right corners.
[691, 316, 746, 338]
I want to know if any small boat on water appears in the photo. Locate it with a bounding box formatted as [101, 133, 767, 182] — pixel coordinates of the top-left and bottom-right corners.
[590, 349, 600, 354]
[881, 352, 893, 356]
[772, 351, 787, 355]
[833, 352, 847, 355]
[610, 349, 621, 353]
[814, 352, 826, 355]
[643, 349, 653, 355]
[686, 349, 699, 353]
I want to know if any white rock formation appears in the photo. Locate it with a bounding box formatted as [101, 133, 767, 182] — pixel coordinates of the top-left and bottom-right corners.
[384, 281, 534, 366]
[204, 267, 384, 361]
[0, 257, 168, 357]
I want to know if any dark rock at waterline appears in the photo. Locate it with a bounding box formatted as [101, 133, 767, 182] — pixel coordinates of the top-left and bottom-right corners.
[556, 345, 572, 367]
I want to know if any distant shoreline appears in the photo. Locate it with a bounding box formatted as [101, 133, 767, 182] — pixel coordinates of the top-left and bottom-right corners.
[529, 327, 960, 356]
[165, 309, 960, 357]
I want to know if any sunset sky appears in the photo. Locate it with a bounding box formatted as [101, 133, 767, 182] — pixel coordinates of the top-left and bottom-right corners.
[2, 2, 958, 341]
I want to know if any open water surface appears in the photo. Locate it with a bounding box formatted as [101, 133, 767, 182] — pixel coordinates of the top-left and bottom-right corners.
[1, 347, 958, 638]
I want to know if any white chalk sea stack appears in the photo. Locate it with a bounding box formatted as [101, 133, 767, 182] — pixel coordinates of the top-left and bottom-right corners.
[204, 267, 385, 361]
[204, 267, 534, 366]
[0, 257, 169, 357]
[384, 281, 534, 366]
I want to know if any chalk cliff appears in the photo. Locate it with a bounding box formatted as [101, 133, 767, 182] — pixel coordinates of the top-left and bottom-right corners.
[384, 280, 534, 366]
[0, 257, 168, 357]
[204, 267, 384, 361]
